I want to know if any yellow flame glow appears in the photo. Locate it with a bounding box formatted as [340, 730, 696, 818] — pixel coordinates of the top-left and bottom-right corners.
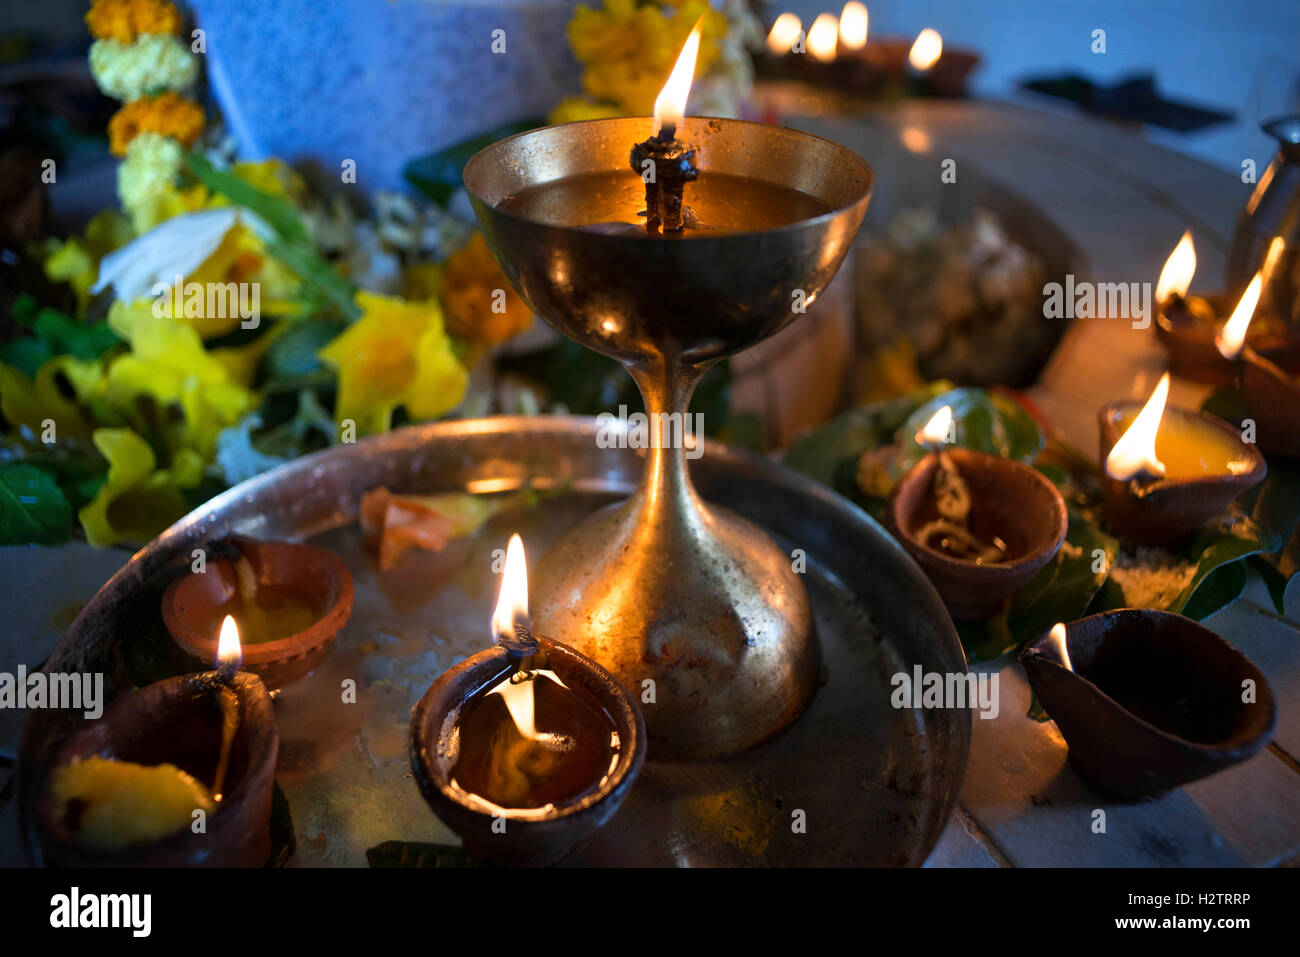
[217, 614, 242, 671]
[1049, 623, 1073, 672]
[918, 405, 953, 446]
[1262, 236, 1285, 281]
[807, 13, 839, 62]
[838, 2, 868, 51]
[766, 12, 802, 55]
[1215, 272, 1263, 360]
[654, 18, 703, 135]
[494, 674, 537, 740]
[491, 533, 529, 642]
[1106, 373, 1170, 481]
[1155, 230, 1196, 303]
[908, 28, 942, 71]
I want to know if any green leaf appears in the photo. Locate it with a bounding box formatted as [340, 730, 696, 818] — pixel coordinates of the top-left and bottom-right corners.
[0, 464, 73, 545]
[262, 317, 348, 384]
[1253, 530, 1300, 615]
[1168, 523, 1270, 616]
[404, 120, 543, 206]
[365, 841, 481, 868]
[893, 388, 1044, 478]
[0, 339, 52, 378]
[1180, 560, 1249, 620]
[186, 153, 308, 243]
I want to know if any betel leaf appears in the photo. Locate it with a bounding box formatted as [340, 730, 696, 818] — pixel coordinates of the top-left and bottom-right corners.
[0, 463, 73, 545]
[404, 120, 543, 207]
[1179, 560, 1249, 620]
[894, 388, 1044, 477]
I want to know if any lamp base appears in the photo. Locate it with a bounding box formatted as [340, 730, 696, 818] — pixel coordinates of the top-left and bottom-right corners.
[532, 484, 819, 762]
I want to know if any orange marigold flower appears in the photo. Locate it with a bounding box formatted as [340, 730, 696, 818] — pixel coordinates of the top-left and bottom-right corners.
[108, 93, 204, 156]
[85, 0, 183, 43]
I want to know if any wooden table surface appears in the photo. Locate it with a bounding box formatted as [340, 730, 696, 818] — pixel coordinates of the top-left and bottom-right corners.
[2, 94, 1297, 867]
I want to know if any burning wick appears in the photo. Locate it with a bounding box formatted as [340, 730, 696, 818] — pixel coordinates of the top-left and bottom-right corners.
[1105, 372, 1169, 482]
[211, 614, 242, 803]
[913, 406, 1007, 564]
[630, 18, 703, 234]
[1048, 622, 1074, 672]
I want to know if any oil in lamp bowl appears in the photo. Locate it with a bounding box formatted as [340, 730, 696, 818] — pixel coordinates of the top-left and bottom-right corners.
[35, 671, 278, 867]
[463, 116, 872, 761]
[162, 538, 354, 686]
[410, 636, 646, 866]
[1020, 610, 1276, 799]
[1240, 346, 1300, 459]
[1156, 292, 1300, 386]
[889, 448, 1068, 620]
[1097, 401, 1267, 548]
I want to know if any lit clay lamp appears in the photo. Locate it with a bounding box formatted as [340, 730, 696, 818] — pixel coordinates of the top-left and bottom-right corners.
[1021, 615, 1276, 799]
[163, 536, 354, 685]
[1217, 264, 1300, 459]
[889, 406, 1068, 620]
[1155, 232, 1300, 385]
[37, 617, 279, 866]
[1099, 372, 1266, 547]
[410, 535, 646, 866]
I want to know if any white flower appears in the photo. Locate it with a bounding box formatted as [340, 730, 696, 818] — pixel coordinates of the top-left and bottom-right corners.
[93, 207, 270, 302]
[90, 34, 198, 101]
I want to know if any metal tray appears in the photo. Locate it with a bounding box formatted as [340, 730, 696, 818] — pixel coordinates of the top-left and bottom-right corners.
[19, 416, 969, 866]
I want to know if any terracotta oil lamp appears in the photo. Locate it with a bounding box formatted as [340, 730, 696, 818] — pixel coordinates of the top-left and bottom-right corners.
[410, 536, 646, 866]
[1215, 262, 1300, 459]
[889, 406, 1068, 620]
[36, 618, 279, 866]
[1155, 231, 1300, 384]
[1021, 613, 1276, 799]
[1099, 372, 1266, 547]
[163, 536, 354, 685]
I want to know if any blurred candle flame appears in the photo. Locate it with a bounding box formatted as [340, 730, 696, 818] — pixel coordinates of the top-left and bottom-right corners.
[1215, 272, 1263, 360]
[807, 13, 839, 62]
[918, 405, 953, 446]
[1155, 230, 1196, 303]
[766, 13, 802, 55]
[838, 2, 868, 51]
[1049, 623, 1073, 672]
[217, 614, 242, 672]
[908, 28, 942, 71]
[1106, 373, 1170, 481]
[654, 18, 703, 135]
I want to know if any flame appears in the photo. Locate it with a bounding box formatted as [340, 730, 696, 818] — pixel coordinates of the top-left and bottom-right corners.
[838, 2, 868, 51]
[1215, 272, 1263, 360]
[807, 13, 839, 62]
[901, 126, 932, 154]
[653, 18, 703, 135]
[1049, 623, 1074, 672]
[1262, 236, 1285, 281]
[217, 614, 242, 672]
[766, 12, 802, 55]
[1155, 230, 1196, 304]
[917, 405, 953, 446]
[908, 28, 942, 72]
[1106, 373, 1170, 481]
[491, 533, 529, 642]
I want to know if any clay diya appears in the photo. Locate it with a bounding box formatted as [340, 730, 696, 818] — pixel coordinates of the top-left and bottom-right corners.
[36, 668, 278, 867]
[1240, 347, 1300, 458]
[1154, 231, 1300, 385]
[889, 409, 1069, 620]
[1099, 373, 1266, 547]
[410, 536, 645, 866]
[1020, 611, 1276, 799]
[163, 536, 353, 685]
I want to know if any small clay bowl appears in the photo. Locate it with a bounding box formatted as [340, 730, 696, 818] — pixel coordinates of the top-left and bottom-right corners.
[889, 448, 1068, 620]
[1241, 346, 1300, 459]
[163, 538, 353, 686]
[410, 636, 646, 866]
[1156, 295, 1300, 385]
[35, 671, 278, 866]
[1020, 610, 1276, 799]
[1097, 401, 1267, 548]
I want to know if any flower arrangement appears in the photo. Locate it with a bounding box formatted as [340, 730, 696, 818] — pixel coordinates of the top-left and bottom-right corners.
[1, 0, 531, 547]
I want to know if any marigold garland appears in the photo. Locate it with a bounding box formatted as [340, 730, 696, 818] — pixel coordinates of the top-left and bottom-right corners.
[85, 0, 182, 44]
[108, 92, 205, 156]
